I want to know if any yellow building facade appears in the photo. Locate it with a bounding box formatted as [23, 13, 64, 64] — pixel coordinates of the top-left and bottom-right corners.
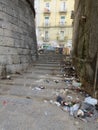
[35, 0, 74, 48]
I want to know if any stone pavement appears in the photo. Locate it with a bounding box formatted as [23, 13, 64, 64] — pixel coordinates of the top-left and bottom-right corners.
[0, 53, 98, 130]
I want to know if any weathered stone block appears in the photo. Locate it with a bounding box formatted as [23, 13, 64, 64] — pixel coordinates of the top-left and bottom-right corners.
[0, 55, 7, 65]
[0, 0, 37, 75]
[73, 0, 98, 96]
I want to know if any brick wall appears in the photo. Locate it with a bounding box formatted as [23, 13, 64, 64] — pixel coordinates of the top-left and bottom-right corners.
[0, 0, 37, 75]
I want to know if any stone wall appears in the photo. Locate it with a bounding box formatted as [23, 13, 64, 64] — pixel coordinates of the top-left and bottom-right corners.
[0, 0, 37, 75]
[72, 0, 98, 97]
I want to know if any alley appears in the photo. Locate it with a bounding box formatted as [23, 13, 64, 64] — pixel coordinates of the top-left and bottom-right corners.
[0, 53, 98, 130]
[0, 0, 98, 129]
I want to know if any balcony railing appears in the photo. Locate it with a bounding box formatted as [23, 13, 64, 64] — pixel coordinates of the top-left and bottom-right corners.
[43, 38, 49, 42]
[43, 23, 50, 27]
[58, 38, 65, 41]
[44, 0, 51, 1]
[43, 8, 51, 14]
[59, 9, 67, 13]
[59, 22, 66, 26]
[57, 36, 68, 42]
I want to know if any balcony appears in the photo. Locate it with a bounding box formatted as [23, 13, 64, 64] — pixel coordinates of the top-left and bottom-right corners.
[43, 38, 49, 42]
[57, 36, 68, 42]
[57, 36, 64, 41]
[43, 8, 51, 14]
[59, 22, 66, 26]
[44, 0, 51, 1]
[59, 9, 67, 14]
[43, 23, 50, 27]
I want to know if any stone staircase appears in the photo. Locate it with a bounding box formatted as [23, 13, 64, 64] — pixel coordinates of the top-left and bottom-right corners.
[35, 53, 65, 71]
[0, 52, 66, 93]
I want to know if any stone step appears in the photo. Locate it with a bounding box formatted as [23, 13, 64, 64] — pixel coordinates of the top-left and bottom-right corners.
[34, 66, 61, 70]
[38, 55, 65, 60]
[38, 54, 65, 56]
[36, 61, 60, 64]
[33, 63, 60, 67]
[38, 56, 64, 59]
[37, 61, 61, 64]
[38, 55, 63, 57]
[39, 56, 63, 60]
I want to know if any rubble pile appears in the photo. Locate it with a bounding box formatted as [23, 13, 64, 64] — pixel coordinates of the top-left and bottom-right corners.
[61, 59, 77, 78]
[56, 95, 98, 122]
[53, 58, 98, 122]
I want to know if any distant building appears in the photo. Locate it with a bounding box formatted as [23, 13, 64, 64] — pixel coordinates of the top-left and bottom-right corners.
[35, 0, 74, 48]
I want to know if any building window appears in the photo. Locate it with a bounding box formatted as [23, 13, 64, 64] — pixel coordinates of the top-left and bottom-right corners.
[45, 16, 49, 25]
[45, 2, 50, 11]
[60, 16, 65, 25]
[60, 31, 64, 40]
[60, 2, 66, 11]
[45, 31, 49, 40]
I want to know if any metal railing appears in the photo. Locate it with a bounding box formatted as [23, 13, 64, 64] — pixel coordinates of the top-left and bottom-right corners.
[59, 22, 66, 26]
[59, 9, 67, 13]
[44, 23, 50, 27]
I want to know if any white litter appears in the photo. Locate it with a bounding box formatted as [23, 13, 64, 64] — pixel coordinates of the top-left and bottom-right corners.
[84, 96, 98, 106]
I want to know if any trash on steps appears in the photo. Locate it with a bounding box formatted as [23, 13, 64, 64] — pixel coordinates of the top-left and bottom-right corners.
[54, 94, 98, 122]
[6, 75, 11, 80]
[32, 86, 45, 91]
[72, 80, 82, 88]
[84, 96, 98, 106]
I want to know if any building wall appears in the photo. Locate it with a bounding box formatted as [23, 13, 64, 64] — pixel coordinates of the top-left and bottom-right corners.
[73, 0, 98, 97]
[35, 0, 40, 43]
[36, 0, 74, 47]
[0, 0, 37, 75]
